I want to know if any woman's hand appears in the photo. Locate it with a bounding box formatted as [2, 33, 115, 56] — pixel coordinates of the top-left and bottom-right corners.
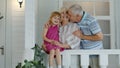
[44, 21, 50, 28]
[54, 41, 61, 46]
[73, 30, 84, 39]
[50, 40, 56, 45]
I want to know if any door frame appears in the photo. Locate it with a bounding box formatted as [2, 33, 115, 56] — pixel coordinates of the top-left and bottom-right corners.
[5, 0, 12, 68]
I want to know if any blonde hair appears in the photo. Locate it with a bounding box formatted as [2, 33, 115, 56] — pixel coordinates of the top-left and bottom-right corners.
[60, 7, 70, 23]
[49, 11, 61, 24]
[60, 7, 68, 13]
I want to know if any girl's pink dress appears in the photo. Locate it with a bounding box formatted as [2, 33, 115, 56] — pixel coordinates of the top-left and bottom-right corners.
[44, 25, 64, 53]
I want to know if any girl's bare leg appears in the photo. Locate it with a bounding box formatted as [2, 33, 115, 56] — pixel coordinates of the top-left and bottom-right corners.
[55, 49, 61, 68]
[49, 49, 55, 68]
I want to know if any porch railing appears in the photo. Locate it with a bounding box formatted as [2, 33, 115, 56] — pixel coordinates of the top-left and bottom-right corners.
[43, 49, 120, 68]
[62, 49, 120, 68]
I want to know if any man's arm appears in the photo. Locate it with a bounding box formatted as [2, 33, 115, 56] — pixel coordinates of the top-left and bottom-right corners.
[82, 32, 103, 41]
[73, 30, 103, 41]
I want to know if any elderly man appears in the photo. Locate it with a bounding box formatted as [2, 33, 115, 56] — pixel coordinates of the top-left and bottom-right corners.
[67, 4, 103, 68]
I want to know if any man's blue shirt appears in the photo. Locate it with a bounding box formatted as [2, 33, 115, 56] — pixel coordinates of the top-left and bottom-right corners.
[77, 12, 103, 49]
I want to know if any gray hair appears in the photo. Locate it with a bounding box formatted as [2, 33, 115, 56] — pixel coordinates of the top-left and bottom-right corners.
[69, 4, 83, 16]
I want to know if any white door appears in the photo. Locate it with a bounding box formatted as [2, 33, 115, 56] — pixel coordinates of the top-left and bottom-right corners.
[0, 0, 6, 68]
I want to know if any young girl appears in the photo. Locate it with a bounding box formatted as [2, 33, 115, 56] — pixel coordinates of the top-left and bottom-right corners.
[43, 11, 64, 68]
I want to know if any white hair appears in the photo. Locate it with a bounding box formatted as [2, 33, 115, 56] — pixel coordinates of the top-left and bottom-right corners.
[69, 4, 83, 16]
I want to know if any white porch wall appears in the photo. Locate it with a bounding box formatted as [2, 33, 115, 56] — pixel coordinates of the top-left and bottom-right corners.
[11, 0, 25, 68]
[35, 0, 39, 45]
[36, 0, 59, 45]
[11, 0, 39, 67]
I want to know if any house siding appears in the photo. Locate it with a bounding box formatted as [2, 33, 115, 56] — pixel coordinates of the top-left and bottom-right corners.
[11, 0, 25, 68]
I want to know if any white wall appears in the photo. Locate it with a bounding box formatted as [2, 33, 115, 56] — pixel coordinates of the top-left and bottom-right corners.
[36, 0, 59, 46]
[35, 0, 39, 45]
[11, 0, 39, 67]
[11, 0, 25, 67]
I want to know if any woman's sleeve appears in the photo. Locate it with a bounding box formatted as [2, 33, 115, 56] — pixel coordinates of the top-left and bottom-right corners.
[73, 23, 79, 31]
[66, 34, 80, 49]
[66, 23, 81, 49]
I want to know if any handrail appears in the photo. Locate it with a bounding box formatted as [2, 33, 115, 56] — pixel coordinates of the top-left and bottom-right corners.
[62, 49, 120, 55]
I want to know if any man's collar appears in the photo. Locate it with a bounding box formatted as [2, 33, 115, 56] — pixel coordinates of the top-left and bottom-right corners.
[77, 11, 86, 25]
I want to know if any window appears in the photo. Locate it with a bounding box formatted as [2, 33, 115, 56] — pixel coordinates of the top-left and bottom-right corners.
[59, 0, 115, 49]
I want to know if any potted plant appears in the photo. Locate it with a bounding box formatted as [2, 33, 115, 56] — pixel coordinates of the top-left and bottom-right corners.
[16, 44, 46, 68]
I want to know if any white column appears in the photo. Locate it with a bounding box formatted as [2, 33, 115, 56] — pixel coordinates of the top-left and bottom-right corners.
[81, 54, 89, 68]
[62, 51, 71, 68]
[99, 54, 108, 68]
[24, 0, 35, 60]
